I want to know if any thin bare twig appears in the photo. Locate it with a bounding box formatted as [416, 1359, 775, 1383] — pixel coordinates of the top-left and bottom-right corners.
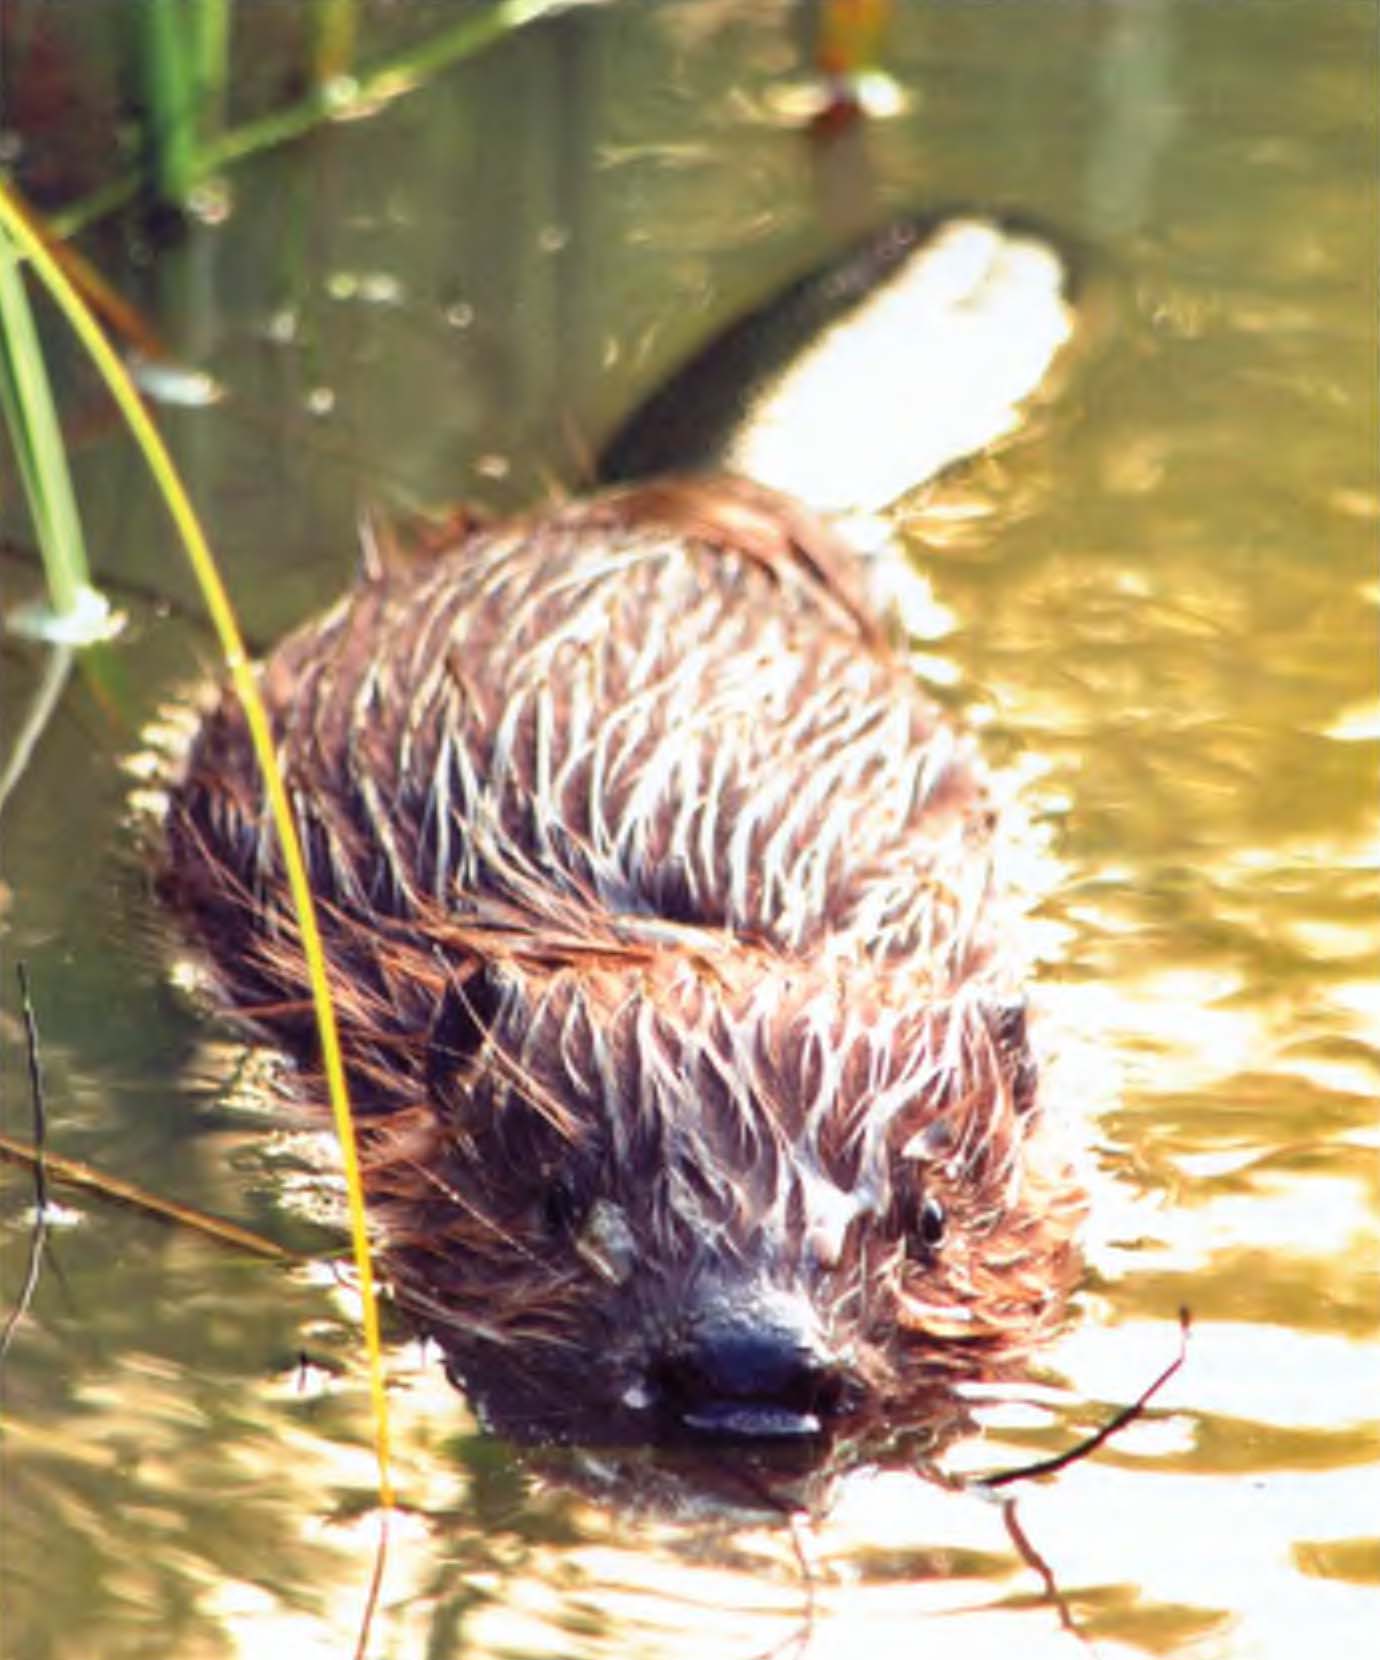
[1001, 1498, 1082, 1640]
[1, 963, 51, 1360]
[978, 1308, 1192, 1491]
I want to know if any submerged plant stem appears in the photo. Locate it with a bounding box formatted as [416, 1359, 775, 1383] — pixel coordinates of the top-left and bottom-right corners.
[312, 0, 359, 86]
[0, 643, 72, 817]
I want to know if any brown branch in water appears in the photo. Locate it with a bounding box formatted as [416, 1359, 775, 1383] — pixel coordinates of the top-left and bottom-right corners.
[1000, 1497, 1082, 1642]
[978, 1307, 1193, 1491]
[0, 1129, 299, 1263]
[918, 1317, 1192, 1647]
[0, 963, 51, 1360]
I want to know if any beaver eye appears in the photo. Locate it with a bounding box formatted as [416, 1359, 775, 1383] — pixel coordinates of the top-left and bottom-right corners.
[904, 1191, 946, 1256]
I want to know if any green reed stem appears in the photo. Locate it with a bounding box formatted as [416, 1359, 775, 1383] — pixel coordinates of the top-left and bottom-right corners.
[0, 224, 101, 630]
[193, 0, 232, 147]
[136, 0, 230, 208]
[53, 0, 570, 236]
[139, 0, 200, 207]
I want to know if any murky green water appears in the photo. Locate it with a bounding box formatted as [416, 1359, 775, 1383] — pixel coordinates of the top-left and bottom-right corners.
[2, 3, 1376, 1657]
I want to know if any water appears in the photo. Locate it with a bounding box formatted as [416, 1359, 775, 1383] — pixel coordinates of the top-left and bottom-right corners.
[2, 2, 1376, 1656]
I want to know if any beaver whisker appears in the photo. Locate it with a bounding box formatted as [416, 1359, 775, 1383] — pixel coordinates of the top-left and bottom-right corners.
[400, 1151, 555, 1272]
[396, 1280, 585, 1353]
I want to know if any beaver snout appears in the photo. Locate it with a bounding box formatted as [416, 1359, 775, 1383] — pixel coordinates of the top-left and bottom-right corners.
[648, 1282, 863, 1439]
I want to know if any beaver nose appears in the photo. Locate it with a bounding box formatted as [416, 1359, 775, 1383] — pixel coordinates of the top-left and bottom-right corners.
[652, 1289, 859, 1438]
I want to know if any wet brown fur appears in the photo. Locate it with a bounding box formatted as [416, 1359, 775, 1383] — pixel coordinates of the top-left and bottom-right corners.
[161, 476, 1083, 1438]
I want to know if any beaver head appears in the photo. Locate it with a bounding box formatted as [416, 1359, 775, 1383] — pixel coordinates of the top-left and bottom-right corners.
[161, 479, 1083, 1444]
[384, 952, 1078, 1442]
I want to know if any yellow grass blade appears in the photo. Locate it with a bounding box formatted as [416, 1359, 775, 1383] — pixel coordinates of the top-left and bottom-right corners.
[0, 185, 395, 1518]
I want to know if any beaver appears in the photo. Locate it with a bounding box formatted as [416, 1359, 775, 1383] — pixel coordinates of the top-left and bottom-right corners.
[160, 468, 1084, 1445]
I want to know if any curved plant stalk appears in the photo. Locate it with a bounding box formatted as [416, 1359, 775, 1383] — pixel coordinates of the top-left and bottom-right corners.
[0, 184, 167, 363]
[0, 181, 396, 1543]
